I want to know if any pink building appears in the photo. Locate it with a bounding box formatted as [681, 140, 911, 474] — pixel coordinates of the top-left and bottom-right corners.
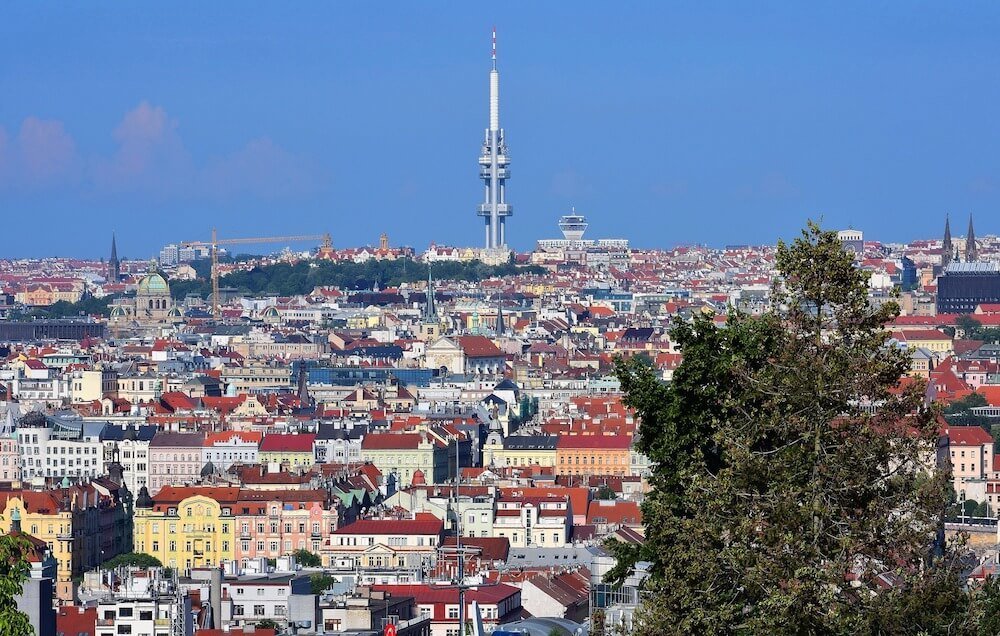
[233, 489, 338, 564]
[147, 432, 207, 494]
[0, 433, 20, 484]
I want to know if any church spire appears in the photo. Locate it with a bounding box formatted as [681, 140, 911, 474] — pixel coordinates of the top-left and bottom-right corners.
[966, 213, 978, 263]
[109, 232, 120, 282]
[942, 215, 953, 268]
[496, 292, 506, 336]
[423, 265, 436, 321]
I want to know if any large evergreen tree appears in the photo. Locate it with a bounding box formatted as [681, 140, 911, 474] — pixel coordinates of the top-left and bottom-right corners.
[608, 223, 972, 634]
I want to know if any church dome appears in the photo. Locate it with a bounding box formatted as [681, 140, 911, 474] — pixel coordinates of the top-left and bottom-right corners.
[135, 486, 154, 509]
[411, 469, 426, 486]
[136, 272, 170, 296]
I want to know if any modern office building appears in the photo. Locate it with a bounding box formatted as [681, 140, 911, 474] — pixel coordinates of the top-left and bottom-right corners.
[936, 262, 1000, 314]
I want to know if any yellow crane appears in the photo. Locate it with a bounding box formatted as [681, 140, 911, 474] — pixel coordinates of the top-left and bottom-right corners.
[182, 229, 332, 320]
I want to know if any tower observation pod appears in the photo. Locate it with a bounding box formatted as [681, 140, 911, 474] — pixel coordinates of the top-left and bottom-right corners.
[477, 27, 512, 249]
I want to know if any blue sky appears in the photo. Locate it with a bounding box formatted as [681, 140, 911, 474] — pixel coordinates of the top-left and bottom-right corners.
[2, 3, 999, 257]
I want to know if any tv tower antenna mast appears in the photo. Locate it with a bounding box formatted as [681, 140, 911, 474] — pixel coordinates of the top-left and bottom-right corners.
[477, 27, 512, 250]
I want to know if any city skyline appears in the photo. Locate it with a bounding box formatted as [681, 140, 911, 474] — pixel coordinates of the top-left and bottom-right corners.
[3, 5, 1000, 257]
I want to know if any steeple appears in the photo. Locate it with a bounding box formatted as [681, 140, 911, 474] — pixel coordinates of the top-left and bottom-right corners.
[296, 360, 311, 408]
[942, 215, 953, 269]
[496, 293, 506, 336]
[109, 232, 120, 282]
[966, 214, 978, 263]
[423, 265, 436, 322]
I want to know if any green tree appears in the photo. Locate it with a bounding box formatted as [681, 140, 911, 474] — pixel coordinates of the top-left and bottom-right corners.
[957, 315, 984, 339]
[0, 534, 34, 636]
[596, 484, 617, 500]
[256, 618, 279, 630]
[99, 552, 162, 569]
[292, 548, 322, 567]
[309, 573, 336, 595]
[607, 223, 966, 634]
[944, 392, 988, 416]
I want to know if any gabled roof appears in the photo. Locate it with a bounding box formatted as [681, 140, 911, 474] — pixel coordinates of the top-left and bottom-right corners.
[259, 433, 316, 453]
[333, 513, 443, 536]
[946, 425, 994, 447]
[362, 432, 424, 450]
[457, 335, 503, 358]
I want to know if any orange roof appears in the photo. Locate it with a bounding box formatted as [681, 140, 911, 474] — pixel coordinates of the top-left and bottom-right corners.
[947, 426, 994, 447]
[204, 431, 263, 446]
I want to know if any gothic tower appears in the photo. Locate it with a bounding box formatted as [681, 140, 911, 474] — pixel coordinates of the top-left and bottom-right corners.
[966, 214, 978, 263]
[942, 216, 953, 268]
[109, 233, 121, 282]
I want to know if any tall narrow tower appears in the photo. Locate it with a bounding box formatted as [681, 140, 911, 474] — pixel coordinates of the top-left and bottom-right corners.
[966, 214, 978, 263]
[477, 28, 512, 249]
[941, 216, 953, 268]
[109, 233, 121, 282]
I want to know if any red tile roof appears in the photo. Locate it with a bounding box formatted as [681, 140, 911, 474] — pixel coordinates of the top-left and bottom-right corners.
[333, 513, 443, 536]
[259, 433, 316, 453]
[204, 431, 263, 446]
[57, 605, 97, 636]
[457, 335, 503, 358]
[361, 432, 423, 450]
[947, 426, 994, 447]
[557, 435, 632, 450]
[586, 499, 642, 525]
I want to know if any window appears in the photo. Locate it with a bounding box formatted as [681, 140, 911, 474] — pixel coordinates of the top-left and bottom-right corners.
[253, 604, 265, 616]
[447, 607, 460, 619]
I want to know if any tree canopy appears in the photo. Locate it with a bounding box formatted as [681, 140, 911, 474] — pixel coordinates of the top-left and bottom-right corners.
[956, 315, 1000, 343]
[99, 552, 162, 570]
[0, 534, 34, 636]
[607, 223, 984, 634]
[292, 548, 322, 567]
[169, 257, 544, 300]
[310, 573, 337, 595]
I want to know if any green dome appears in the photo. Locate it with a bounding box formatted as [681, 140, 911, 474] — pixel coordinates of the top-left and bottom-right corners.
[136, 273, 170, 296]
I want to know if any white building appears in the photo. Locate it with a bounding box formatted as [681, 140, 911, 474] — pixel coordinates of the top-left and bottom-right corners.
[203, 431, 262, 472]
[94, 568, 194, 636]
[17, 416, 105, 483]
[101, 425, 157, 496]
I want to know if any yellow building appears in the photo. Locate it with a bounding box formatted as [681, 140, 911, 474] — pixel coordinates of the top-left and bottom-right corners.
[0, 483, 131, 600]
[258, 433, 317, 468]
[483, 435, 558, 469]
[133, 486, 237, 570]
[897, 328, 953, 355]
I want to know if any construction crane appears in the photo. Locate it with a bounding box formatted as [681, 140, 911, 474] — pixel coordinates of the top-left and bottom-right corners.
[182, 229, 332, 320]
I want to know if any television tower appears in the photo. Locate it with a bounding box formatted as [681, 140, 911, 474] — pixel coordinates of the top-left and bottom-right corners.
[477, 27, 512, 249]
